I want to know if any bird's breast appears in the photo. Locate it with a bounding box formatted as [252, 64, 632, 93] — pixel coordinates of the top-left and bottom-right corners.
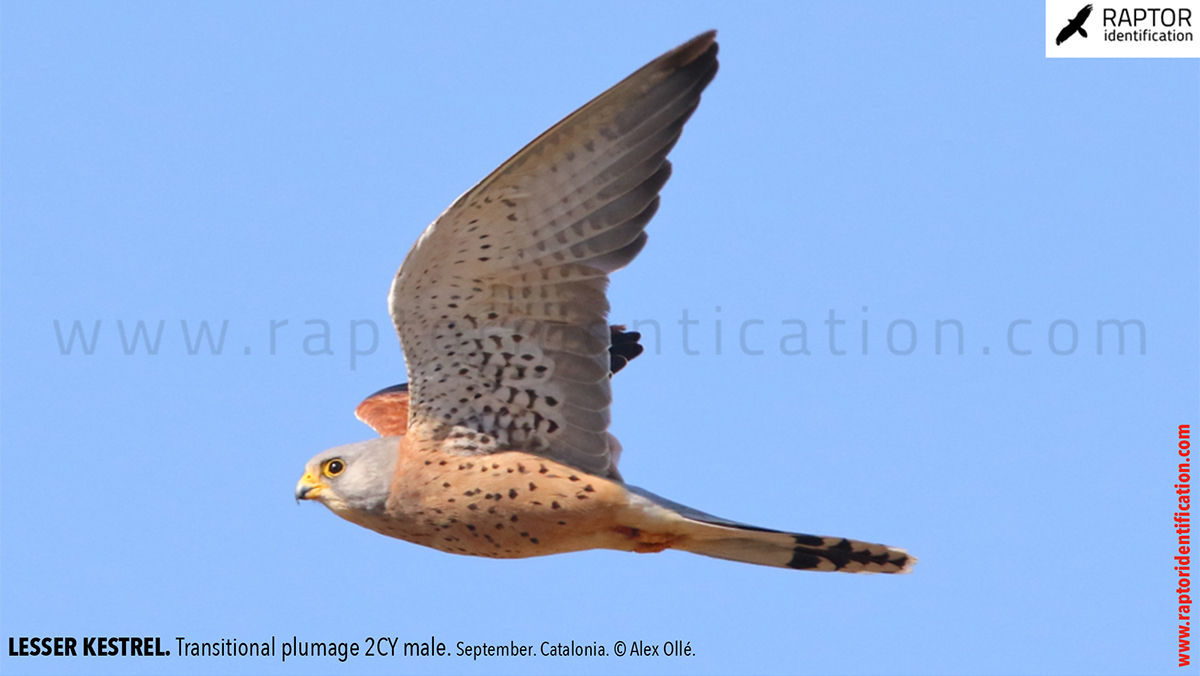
[375, 444, 634, 558]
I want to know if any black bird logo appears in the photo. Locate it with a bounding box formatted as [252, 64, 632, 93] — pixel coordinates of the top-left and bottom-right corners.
[1056, 4, 1093, 45]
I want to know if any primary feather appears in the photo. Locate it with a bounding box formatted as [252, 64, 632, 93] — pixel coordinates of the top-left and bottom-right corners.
[388, 32, 719, 478]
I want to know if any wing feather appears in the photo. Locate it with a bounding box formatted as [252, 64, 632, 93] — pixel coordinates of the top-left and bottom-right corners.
[389, 32, 718, 478]
[355, 384, 411, 437]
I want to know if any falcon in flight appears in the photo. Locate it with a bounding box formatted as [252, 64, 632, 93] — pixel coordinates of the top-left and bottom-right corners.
[1056, 4, 1093, 45]
[295, 31, 915, 573]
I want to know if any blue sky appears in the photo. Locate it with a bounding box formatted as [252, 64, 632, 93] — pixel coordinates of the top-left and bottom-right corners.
[2, 2, 1196, 675]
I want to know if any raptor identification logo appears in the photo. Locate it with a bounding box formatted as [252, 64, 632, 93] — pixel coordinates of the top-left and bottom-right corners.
[1046, 0, 1200, 56]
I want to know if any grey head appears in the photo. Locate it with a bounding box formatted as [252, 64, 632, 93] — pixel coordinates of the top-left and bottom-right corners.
[295, 437, 400, 520]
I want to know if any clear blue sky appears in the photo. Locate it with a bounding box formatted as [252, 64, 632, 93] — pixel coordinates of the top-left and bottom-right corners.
[2, 2, 1196, 675]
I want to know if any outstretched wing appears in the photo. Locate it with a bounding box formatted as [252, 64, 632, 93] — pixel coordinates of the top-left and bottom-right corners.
[356, 326, 645, 437]
[607, 325, 644, 376]
[1055, 23, 1076, 45]
[1057, 4, 1092, 44]
[388, 32, 718, 478]
[355, 384, 411, 437]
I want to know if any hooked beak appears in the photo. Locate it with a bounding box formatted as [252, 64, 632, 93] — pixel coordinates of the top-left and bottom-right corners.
[295, 472, 325, 503]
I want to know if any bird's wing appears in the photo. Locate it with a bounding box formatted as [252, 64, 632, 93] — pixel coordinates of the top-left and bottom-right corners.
[1056, 24, 1076, 45]
[356, 326, 644, 437]
[1075, 4, 1093, 22]
[355, 384, 411, 437]
[389, 31, 718, 478]
[607, 325, 644, 376]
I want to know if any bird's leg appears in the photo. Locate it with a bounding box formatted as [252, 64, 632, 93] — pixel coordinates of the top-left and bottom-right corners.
[613, 525, 681, 553]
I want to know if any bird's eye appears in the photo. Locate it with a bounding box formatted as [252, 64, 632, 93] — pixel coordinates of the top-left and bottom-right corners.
[324, 459, 345, 477]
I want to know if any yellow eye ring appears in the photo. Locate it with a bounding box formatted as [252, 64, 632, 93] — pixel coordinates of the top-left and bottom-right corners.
[323, 459, 345, 478]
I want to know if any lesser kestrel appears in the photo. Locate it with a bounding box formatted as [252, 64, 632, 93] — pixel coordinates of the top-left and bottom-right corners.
[296, 31, 915, 573]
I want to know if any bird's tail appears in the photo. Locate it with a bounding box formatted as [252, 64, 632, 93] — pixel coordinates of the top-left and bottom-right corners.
[622, 486, 915, 573]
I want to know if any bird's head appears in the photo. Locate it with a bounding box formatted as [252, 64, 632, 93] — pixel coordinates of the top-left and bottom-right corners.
[295, 438, 399, 519]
